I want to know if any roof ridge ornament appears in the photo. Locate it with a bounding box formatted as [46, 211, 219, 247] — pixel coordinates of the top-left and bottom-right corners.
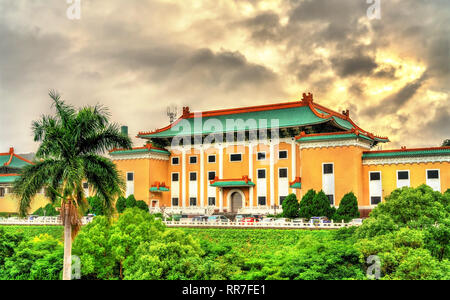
[301, 92, 313, 103]
[182, 106, 190, 118]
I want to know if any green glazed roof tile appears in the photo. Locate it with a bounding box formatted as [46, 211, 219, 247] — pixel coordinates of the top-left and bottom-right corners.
[210, 181, 256, 187]
[363, 148, 450, 159]
[290, 182, 302, 189]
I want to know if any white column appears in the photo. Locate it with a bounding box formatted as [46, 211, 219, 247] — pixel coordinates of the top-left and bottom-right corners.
[269, 141, 275, 207]
[200, 147, 205, 208]
[291, 139, 296, 194]
[219, 144, 224, 212]
[248, 142, 254, 209]
[181, 148, 187, 208]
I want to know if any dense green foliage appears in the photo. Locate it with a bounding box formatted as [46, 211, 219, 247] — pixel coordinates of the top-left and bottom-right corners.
[136, 200, 149, 212]
[1, 185, 448, 280]
[354, 185, 450, 280]
[282, 194, 300, 218]
[0, 231, 63, 280]
[311, 190, 336, 219]
[298, 189, 316, 219]
[334, 192, 360, 222]
[125, 195, 137, 209]
[87, 196, 106, 216]
[115, 196, 127, 213]
[33, 203, 59, 216]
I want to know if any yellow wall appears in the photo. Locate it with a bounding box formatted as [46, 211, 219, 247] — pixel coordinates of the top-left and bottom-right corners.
[113, 158, 150, 203]
[0, 193, 49, 214]
[362, 162, 450, 206]
[300, 145, 365, 206]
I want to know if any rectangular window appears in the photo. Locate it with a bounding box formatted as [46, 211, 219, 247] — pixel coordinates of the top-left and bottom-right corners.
[230, 154, 242, 162]
[127, 172, 134, 181]
[208, 171, 216, 181]
[257, 152, 266, 160]
[327, 195, 334, 205]
[279, 168, 288, 178]
[370, 172, 381, 181]
[258, 196, 267, 206]
[323, 164, 333, 174]
[190, 197, 197, 206]
[426, 169, 441, 192]
[172, 198, 179, 206]
[371, 196, 381, 205]
[279, 196, 287, 206]
[279, 150, 288, 159]
[189, 156, 197, 164]
[172, 173, 179, 182]
[427, 170, 439, 179]
[397, 171, 409, 180]
[208, 155, 216, 163]
[0, 188, 4, 197]
[257, 169, 266, 179]
[189, 172, 197, 181]
[208, 197, 216, 206]
[172, 157, 179, 165]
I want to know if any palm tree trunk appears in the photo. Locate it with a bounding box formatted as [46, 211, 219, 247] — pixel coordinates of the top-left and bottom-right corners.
[63, 203, 72, 280]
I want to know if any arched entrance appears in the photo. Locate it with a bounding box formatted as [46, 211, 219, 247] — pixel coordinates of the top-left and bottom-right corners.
[230, 192, 243, 213]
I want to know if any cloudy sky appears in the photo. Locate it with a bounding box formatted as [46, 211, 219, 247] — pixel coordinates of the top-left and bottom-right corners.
[0, 0, 448, 153]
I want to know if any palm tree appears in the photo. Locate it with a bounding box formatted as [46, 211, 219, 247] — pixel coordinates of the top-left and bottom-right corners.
[13, 91, 132, 280]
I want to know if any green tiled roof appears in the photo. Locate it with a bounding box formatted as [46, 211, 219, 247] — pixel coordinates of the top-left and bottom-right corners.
[210, 180, 255, 187]
[7, 156, 31, 168]
[149, 187, 170, 192]
[0, 156, 10, 166]
[297, 133, 374, 143]
[290, 182, 302, 189]
[363, 148, 450, 159]
[0, 176, 20, 183]
[140, 106, 349, 138]
[110, 148, 170, 155]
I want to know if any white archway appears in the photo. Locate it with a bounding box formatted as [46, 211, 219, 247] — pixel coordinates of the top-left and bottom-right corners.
[226, 189, 246, 212]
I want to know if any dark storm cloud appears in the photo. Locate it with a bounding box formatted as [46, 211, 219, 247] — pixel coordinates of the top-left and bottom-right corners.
[362, 73, 428, 117]
[331, 55, 378, 77]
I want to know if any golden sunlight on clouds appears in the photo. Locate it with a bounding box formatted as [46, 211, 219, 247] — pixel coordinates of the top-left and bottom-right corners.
[0, 0, 448, 153]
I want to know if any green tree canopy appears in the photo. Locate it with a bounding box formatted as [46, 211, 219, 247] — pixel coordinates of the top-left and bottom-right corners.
[116, 196, 127, 213]
[334, 192, 360, 222]
[298, 189, 316, 219]
[87, 196, 105, 216]
[282, 194, 300, 218]
[126, 195, 137, 209]
[136, 200, 149, 212]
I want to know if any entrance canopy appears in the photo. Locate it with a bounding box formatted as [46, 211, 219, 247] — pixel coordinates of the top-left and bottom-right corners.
[290, 177, 302, 189]
[210, 176, 255, 188]
[149, 182, 170, 192]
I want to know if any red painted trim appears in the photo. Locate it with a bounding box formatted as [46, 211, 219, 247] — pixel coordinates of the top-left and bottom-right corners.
[136, 95, 388, 141]
[109, 144, 167, 153]
[12, 154, 33, 165]
[138, 100, 310, 136]
[151, 182, 170, 189]
[363, 146, 450, 154]
[0, 174, 20, 177]
[209, 175, 252, 185]
[289, 177, 301, 186]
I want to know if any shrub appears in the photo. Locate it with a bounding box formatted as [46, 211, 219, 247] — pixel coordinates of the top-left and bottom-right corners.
[334, 192, 360, 222]
[126, 195, 137, 208]
[32, 204, 59, 216]
[116, 196, 127, 213]
[298, 189, 316, 219]
[0, 234, 63, 280]
[136, 200, 149, 212]
[282, 194, 300, 218]
[87, 196, 105, 216]
[356, 185, 448, 239]
[310, 190, 334, 219]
